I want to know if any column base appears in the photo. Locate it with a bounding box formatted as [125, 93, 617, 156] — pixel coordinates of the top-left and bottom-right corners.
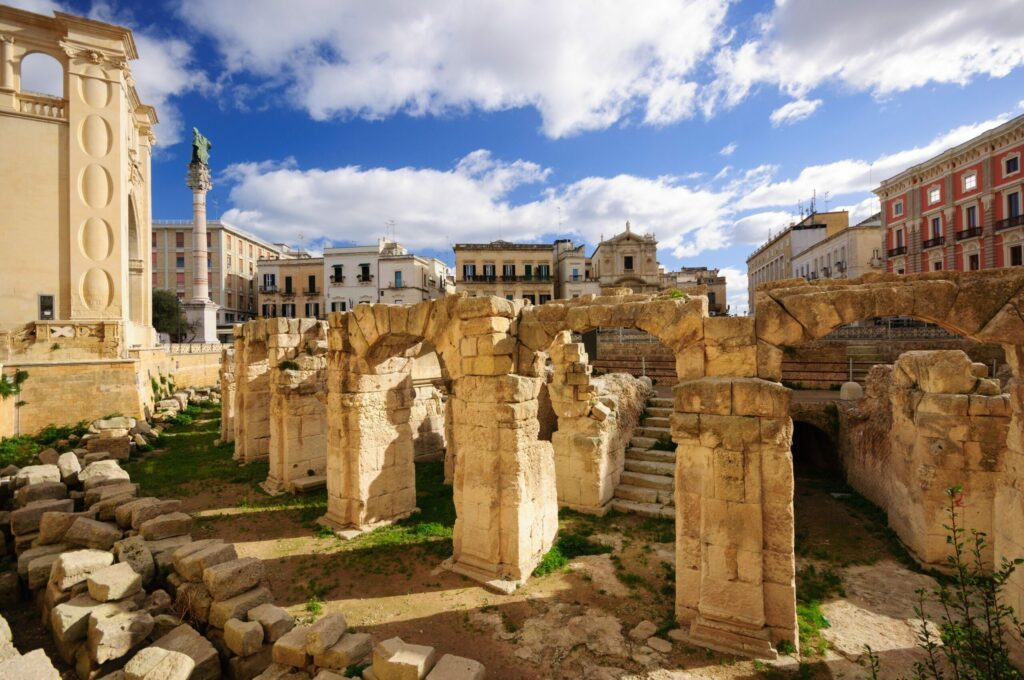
[183, 299, 220, 344]
[683, 616, 779, 660]
[259, 478, 287, 496]
[440, 557, 521, 595]
[315, 508, 418, 540]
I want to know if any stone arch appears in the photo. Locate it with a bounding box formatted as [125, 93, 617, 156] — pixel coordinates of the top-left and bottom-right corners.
[127, 193, 145, 326]
[17, 50, 64, 97]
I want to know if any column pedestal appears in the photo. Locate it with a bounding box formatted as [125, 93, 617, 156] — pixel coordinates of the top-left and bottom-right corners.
[184, 299, 219, 343]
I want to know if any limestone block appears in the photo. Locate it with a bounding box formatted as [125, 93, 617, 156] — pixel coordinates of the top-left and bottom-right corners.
[50, 549, 115, 591]
[305, 613, 348, 655]
[731, 379, 789, 418]
[674, 378, 732, 416]
[28, 552, 64, 590]
[79, 460, 131, 489]
[11, 498, 74, 535]
[227, 644, 274, 680]
[114, 537, 156, 586]
[15, 480, 67, 507]
[976, 378, 1002, 396]
[313, 632, 373, 670]
[65, 517, 122, 550]
[14, 464, 61, 487]
[177, 541, 238, 582]
[248, 603, 295, 642]
[151, 624, 221, 680]
[88, 609, 154, 664]
[968, 394, 1011, 417]
[226, 618, 265, 657]
[123, 646, 195, 680]
[203, 556, 264, 600]
[51, 594, 116, 644]
[92, 494, 141, 522]
[57, 452, 82, 482]
[372, 637, 436, 680]
[0, 648, 61, 679]
[140, 512, 193, 541]
[88, 563, 143, 602]
[209, 586, 273, 629]
[272, 624, 311, 668]
[17, 542, 68, 578]
[115, 498, 159, 529]
[894, 350, 977, 394]
[425, 655, 485, 680]
[174, 582, 213, 624]
[39, 511, 95, 545]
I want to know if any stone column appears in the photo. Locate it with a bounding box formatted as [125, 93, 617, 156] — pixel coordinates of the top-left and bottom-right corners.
[183, 162, 219, 343]
[672, 376, 797, 658]
[996, 344, 1024, 662]
[233, 321, 270, 462]
[219, 346, 236, 444]
[0, 35, 13, 91]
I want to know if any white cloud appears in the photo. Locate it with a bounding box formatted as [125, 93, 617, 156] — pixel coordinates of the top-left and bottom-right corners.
[719, 142, 737, 156]
[178, 0, 731, 138]
[718, 266, 749, 315]
[731, 211, 793, 245]
[769, 98, 821, 126]
[707, 0, 1024, 115]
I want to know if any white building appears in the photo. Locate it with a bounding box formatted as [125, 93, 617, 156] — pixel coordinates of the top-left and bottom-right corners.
[324, 240, 452, 311]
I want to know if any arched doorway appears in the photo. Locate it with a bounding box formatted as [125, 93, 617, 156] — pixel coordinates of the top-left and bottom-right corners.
[127, 195, 146, 327]
[791, 421, 841, 479]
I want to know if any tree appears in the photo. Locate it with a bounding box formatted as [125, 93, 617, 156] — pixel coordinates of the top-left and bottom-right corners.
[152, 289, 188, 341]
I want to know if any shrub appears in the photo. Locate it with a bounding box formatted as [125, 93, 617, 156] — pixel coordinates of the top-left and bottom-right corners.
[169, 413, 193, 427]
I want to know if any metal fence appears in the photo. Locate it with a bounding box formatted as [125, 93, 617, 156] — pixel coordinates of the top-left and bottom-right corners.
[167, 343, 223, 354]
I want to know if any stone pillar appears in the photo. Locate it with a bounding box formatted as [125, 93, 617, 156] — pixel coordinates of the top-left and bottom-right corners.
[996, 344, 1024, 662]
[219, 346, 235, 444]
[673, 377, 797, 658]
[0, 35, 13, 91]
[183, 162, 218, 343]
[233, 321, 270, 462]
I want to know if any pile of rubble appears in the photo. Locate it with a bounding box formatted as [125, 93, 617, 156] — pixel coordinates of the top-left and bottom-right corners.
[152, 386, 221, 423]
[0, 450, 484, 678]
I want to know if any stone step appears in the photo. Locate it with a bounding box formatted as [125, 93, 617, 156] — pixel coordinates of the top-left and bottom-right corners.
[629, 436, 657, 449]
[620, 470, 673, 492]
[646, 406, 672, 418]
[649, 398, 673, 408]
[290, 475, 326, 493]
[638, 426, 670, 440]
[612, 484, 659, 503]
[625, 459, 675, 476]
[643, 416, 670, 428]
[626, 448, 674, 464]
[610, 499, 675, 519]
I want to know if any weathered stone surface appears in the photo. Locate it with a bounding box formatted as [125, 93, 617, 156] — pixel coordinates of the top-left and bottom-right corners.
[425, 654, 485, 680]
[114, 536, 156, 586]
[85, 482, 140, 506]
[115, 498, 159, 529]
[372, 637, 436, 680]
[50, 549, 115, 591]
[227, 644, 274, 680]
[313, 632, 373, 670]
[305, 612, 347, 655]
[209, 587, 273, 629]
[140, 512, 193, 541]
[248, 603, 295, 643]
[87, 608, 154, 664]
[225, 618, 264, 657]
[28, 552, 64, 590]
[628, 620, 658, 641]
[131, 499, 182, 530]
[0, 648, 61, 679]
[58, 452, 82, 482]
[202, 556, 263, 600]
[52, 594, 105, 644]
[65, 517, 122, 550]
[15, 464, 61, 487]
[123, 646, 195, 680]
[151, 624, 221, 680]
[17, 542, 68, 578]
[79, 460, 131, 489]
[174, 581, 213, 624]
[271, 624, 310, 668]
[88, 562, 143, 602]
[11, 498, 74, 535]
[38, 510, 94, 545]
[176, 541, 238, 582]
[14, 480, 67, 507]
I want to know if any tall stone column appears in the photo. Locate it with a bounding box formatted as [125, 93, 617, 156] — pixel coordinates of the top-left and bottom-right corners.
[183, 159, 219, 342]
[0, 35, 13, 91]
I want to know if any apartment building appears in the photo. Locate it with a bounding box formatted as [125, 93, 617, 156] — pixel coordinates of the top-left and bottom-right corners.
[152, 220, 285, 337]
[324, 239, 451, 311]
[589, 222, 662, 293]
[791, 213, 884, 282]
[554, 239, 601, 298]
[453, 241, 555, 303]
[745, 211, 848, 312]
[875, 113, 1024, 274]
[257, 256, 325, 319]
[661, 267, 729, 314]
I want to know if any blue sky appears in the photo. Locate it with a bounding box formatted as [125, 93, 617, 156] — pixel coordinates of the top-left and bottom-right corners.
[14, 0, 1024, 312]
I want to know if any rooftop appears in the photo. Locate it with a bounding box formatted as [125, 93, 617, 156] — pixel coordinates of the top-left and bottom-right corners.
[454, 240, 553, 251]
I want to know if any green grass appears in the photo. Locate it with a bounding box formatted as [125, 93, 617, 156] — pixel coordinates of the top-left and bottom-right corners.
[533, 530, 613, 576]
[0, 419, 90, 467]
[793, 564, 843, 657]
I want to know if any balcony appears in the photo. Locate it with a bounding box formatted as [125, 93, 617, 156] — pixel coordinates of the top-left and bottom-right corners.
[329, 275, 345, 283]
[281, 289, 295, 298]
[259, 285, 278, 294]
[887, 246, 907, 257]
[387, 282, 406, 289]
[303, 287, 319, 296]
[356, 274, 374, 284]
[922, 235, 945, 249]
[955, 227, 983, 241]
[996, 214, 1024, 231]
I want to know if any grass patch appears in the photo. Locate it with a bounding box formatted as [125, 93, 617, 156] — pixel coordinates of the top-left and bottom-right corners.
[793, 564, 843, 657]
[0, 419, 90, 467]
[796, 601, 830, 656]
[533, 531, 614, 576]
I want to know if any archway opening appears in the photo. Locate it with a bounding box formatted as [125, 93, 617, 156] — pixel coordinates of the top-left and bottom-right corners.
[590, 327, 677, 389]
[19, 52, 63, 98]
[791, 421, 841, 479]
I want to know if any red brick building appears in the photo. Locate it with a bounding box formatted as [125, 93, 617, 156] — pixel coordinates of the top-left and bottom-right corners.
[875, 114, 1024, 274]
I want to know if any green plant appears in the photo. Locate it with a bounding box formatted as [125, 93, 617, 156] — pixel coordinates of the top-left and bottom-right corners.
[50, 343, 60, 351]
[279, 360, 300, 371]
[168, 413, 194, 427]
[533, 532, 613, 576]
[666, 288, 687, 299]
[151, 377, 160, 396]
[0, 369, 28, 400]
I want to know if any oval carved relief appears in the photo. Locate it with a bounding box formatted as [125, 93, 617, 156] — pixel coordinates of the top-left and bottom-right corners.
[78, 67, 110, 109]
[80, 268, 113, 311]
[79, 217, 113, 261]
[80, 115, 111, 158]
[79, 164, 112, 209]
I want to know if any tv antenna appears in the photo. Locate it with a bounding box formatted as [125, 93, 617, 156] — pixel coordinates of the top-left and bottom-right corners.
[823, 191, 831, 212]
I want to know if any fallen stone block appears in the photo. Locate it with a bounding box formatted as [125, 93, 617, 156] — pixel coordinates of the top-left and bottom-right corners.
[313, 632, 373, 670]
[176, 541, 237, 582]
[38, 448, 60, 465]
[91, 493, 140, 522]
[38, 510, 95, 545]
[209, 586, 273, 629]
[50, 549, 115, 591]
[271, 624, 311, 668]
[123, 646, 195, 680]
[15, 464, 61, 488]
[115, 498, 160, 529]
[144, 535, 193, 556]
[79, 460, 131, 488]
[425, 654, 485, 680]
[94, 416, 136, 431]
[15, 480, 67, 507]
[140, 512, 193, 541]
[17, 542, 68, 578]
[227, 644, 274, 680]
[203, 556, 263, 600]
[64, 517, 122, 550]
[174, 581, 213, 625]
[305, 612, 347, 655]
[144, 589, 172, 616]
[0, 648, 61, 679]
[28, 552, 64, 590]
[151, 624, 221, 680]
[11, 498, 74, 536]
[131, 499, 181, 530]
[372, 637, 436, 680]
[88, 562, 143, 602]
[114, 536, 156, 586]
[226, 618, 265, 657]
[87, 608, 154, 664]
[84, 482, 139, 506]
[58, 452, 82, 483]
[248, 603, 295, 643]
[51, 594, 123, 645]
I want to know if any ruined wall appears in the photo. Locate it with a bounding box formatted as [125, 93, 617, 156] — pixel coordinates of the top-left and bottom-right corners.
[232, 324, 270, 463]
[219, 347, 235, 444]
[996, 344, 1024, 658]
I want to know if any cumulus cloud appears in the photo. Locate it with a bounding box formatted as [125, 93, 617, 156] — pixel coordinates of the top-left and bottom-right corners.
[178, 0, 731, 138]
[718, 266, 749, 315]
[769, 98, 821, 126]
[706, 0, 1024, 116]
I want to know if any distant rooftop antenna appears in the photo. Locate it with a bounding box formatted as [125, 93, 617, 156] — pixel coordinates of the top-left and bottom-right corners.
[823, 191, 831, 212]
[809, 189, 817, 215]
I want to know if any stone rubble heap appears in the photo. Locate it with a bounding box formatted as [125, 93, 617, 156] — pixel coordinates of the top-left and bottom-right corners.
[152, 386, 221, 423]
[0, 454, 485, 679]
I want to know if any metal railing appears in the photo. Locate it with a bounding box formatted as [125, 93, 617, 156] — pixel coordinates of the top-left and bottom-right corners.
[356, 274, 374, 283]
[259, 285, 278, 294]
[303, 287, 319, 295]
[329, 275, 345, 283]
[887, 245, 907, 257]
[167, 342, 223, 353]
[922, 235, 945, 249]
[996, 214, 1024, 231]
[956, 227, 983, 241]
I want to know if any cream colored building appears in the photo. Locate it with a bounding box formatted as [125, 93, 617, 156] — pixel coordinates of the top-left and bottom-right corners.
[554, 239, 600, 299]
[153, 220, 284, 337]
[454, 241, 555, 304]
[746, 210, 848, 313]
[0, 6, 158, 354]
[378, 249, 453, 305]
[257, 256, 325, 319]
[661, 267, 728, 315]
[324, 239, 452, 311]
[590, 222, 662, 293]
[791, 213, 884, 283]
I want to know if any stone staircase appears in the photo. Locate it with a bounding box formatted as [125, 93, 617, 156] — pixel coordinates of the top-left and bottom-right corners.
[611, 395, 675, 519]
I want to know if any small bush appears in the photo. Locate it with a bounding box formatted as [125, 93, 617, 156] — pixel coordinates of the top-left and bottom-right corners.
[169, 413, 193, 427]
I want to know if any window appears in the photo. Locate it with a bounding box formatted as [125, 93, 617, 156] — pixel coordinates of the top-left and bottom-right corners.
[966, 205, 978, 229]
[969, 253, 980, 271]
[38, 294, 54, 320]
[226, 235, 232, 248]
[263, 273, 276, 289]
[1006, 156, 1020, 175]
[623, 255, 634, 271]
[227, 293, 233, 307]
[932, 261, 943, 271]
[1010, 192, 1021, 219]
[524, 264, 533, 280]
[227, 254, 231, 269]
[394, 271, 403, 287]
[462, 263, 476, 279]
[151, 233, 156, 247]
[308, 274, 317, 293]
[537, 264, 550, 280]
[929, 187, 940, 204]
[152, 252, 157, 265]
[330, 301, 346, 312]
[523, 294, 536, 305]
[284, 276, 293, 294]
[502, 264, 516, 278]
[332, 265, 343, 282]
[896, 229, 904, 247]
[1011, 245, 1023, 267]
[708, 292, 716, 306]
[175, 272, 185, 287]
[482, 264, 496, 279]
[931, 216, 942, 238]
[152, 272, 157, 286]
[305, 302, 320, 318]
[282, 303, 296, 318]
[571, 268, 579, 281]
[175, 232, 184, 248]
[964, 173, 977, 191]
[359, 264, 371, 281]
[206, 233, 211, 247]
[893, 200, 904, 217]
[249, 245, 253, 257]
[539, 294, 551, 304]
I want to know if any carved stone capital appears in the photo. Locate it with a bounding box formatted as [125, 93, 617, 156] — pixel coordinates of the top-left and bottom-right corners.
[982, 193, 995, 209]
[186, 162, 212, 192]
[0, 34, 14, 45]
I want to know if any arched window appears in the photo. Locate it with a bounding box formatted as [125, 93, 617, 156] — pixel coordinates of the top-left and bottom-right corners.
[20, 52, 64, 98]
